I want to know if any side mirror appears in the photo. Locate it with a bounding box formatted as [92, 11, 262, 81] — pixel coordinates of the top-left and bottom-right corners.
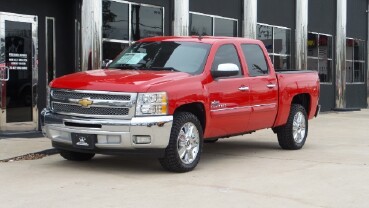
[102, 59, 113, 69]
[211, 63, 240, 78]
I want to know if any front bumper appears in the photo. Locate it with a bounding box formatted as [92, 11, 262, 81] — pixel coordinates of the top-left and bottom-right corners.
[41, 109, 173, 154]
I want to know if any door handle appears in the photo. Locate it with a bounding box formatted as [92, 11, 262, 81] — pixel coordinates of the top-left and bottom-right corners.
[0, 67, 9, 81]
[266, 84, 276, 89]
[239, 86, 249, 91]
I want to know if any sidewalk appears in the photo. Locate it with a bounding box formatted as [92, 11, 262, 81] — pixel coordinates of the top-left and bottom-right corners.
[0, 136, 51, 160]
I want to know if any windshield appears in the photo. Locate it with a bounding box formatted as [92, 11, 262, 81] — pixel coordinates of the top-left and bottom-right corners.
[108, 41, 211, 75]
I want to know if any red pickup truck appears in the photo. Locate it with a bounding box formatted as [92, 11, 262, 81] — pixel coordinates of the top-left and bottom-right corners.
[41, 36, 320, 172]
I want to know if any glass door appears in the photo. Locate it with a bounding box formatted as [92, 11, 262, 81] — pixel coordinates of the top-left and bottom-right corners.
[0, 12, 38, 132]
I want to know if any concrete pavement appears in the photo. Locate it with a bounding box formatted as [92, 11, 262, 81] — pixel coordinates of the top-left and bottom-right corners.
[0, 110, 369, 208]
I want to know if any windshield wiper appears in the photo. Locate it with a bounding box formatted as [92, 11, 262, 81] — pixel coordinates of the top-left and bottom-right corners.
[150, 67, 181, 72]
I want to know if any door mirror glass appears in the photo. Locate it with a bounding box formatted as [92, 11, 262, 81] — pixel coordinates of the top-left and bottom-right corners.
[211, 63, 240, 78]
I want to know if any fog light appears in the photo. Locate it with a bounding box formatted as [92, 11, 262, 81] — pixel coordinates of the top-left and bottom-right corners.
[134, 136, 151, 144]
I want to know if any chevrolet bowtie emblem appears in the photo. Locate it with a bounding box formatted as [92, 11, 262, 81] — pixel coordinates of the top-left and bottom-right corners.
[78, 98, 93, 108]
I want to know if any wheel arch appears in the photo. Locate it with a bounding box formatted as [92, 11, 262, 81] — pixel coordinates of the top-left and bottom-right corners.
[173, 102, 206, 132]
[291, 93, 311, 115]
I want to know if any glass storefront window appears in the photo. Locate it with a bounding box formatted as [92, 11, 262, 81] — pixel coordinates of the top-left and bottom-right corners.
[274, 27, 290, 55]
[257, 25, 273, 53]
[132, 5, 163, 41]
[190, 13, 212, 36]
[214, 18, 237, 37]
[189, 12, 238, 37]
[346, 38, 366, 83]
[307, 32, 333, 83]
[257, 24, 291, 69]
[102, 0, 129, 40]
[102, 1, 164, 60]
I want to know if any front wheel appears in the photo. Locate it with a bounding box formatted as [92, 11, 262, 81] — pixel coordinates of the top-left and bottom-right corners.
[277, 104, 308, 150]
[159, 112, 203, 173]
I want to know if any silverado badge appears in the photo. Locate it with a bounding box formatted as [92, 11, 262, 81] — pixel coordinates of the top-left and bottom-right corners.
[78, 98, 93, 108]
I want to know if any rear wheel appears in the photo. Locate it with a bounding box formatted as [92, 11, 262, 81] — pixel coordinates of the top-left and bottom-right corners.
[59, 150, 95, 161]
[277, 104, 308, 150]
[159, 112, 203, 173]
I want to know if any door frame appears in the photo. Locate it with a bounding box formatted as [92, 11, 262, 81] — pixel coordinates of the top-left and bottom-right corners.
[0, 12, 39, 132]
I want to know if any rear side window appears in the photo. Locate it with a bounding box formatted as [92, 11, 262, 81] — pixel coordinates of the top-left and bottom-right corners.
[212, 44, 242, 76]
[241, 44, 269, 76]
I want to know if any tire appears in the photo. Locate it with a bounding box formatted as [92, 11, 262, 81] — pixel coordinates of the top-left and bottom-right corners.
[159, 112, 203, 173]
[277, 104, 308, 150]
[59, 150, 95, 161]
[204, 138, 218, 143]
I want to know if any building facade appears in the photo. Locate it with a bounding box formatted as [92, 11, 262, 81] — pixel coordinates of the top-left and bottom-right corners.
[0, 0, 368, 133]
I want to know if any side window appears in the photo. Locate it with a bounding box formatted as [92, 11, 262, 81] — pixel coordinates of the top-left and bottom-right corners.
[241, 44, 269, 76]
[212, 44, 242, 76]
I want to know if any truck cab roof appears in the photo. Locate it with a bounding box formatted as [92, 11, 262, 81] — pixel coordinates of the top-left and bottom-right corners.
[138, 36, 262, 45]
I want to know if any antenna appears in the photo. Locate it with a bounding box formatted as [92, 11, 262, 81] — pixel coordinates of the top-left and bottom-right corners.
[198, 35, 203, 41]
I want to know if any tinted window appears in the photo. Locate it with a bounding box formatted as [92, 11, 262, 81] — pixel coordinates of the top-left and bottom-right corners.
[241, 44, 269, 76]
[212, 44, 242, 75]
[102, 1, 129, 40]
[190, 14, 212, 36]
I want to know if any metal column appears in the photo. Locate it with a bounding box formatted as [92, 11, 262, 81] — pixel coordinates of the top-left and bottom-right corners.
[81, 0, 102, 71]
[243, 0, 257, 39]
[173, 0, 189, 36]
[335, 0, 347, 109]
[295, 0, 308, 70]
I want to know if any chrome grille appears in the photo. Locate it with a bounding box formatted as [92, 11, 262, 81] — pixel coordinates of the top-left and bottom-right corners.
[52, 103, 129, 116]
[50, 89, 136, 118]
[52, 90, 131, 101]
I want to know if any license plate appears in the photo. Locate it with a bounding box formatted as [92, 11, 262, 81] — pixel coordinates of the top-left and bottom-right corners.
[71, 133, 97, 149]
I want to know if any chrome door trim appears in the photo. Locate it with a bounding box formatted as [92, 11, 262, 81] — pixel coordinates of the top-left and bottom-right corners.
[0, 12, 38, 132]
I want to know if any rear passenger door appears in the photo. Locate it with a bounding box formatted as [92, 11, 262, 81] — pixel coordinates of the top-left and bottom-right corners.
[205, 44, 251, 137]
[241, 44, 278, 130]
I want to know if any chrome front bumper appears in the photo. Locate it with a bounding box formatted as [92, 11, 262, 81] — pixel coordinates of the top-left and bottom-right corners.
[41, 109, 173, 151]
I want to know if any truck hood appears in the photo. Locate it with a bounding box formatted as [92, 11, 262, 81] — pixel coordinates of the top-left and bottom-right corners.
[51, 69, 191, 92]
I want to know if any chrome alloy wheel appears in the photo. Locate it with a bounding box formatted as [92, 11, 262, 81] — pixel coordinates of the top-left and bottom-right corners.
[177, 122, 200, 165]
[292, 111, 306, 143]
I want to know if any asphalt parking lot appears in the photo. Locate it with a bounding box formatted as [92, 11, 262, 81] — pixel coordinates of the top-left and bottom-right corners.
[1, 110, 369, 208]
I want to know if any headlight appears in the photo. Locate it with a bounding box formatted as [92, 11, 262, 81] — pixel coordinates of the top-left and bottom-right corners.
[136, 92, 168, 116]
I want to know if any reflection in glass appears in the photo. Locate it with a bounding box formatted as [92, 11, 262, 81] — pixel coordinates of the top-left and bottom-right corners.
[257, 25, 273, 53]
[190, 14, 212, 36]
[102, 1, 129, 40]
[354, 40, 365, 61]
[346, 61, 353, 83]
[273, 56, 290, 70]
[131, 5, 163, 41]
[103, 42, 129, 60]
[319, 35, 332, 59]
[308, 33, 318, 57]
[318, 59, 332, 83]
[214, 18, 237, 37]
[354, 62, 365, 82]
[274, 28, 290, 54]
[307, 58, 318, 71]
[346, 39, 354, 60]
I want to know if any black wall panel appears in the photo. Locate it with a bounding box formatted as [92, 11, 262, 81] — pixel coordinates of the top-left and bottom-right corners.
[320, 85, 335, 111]
[347, 0, 367, 40]
[257, 0, 295, 29]
[346, 85, 367, 108]
[308, 0, 336, 35]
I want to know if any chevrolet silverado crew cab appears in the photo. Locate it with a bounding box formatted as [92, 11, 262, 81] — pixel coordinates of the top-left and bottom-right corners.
[41, 36, 320, 173]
